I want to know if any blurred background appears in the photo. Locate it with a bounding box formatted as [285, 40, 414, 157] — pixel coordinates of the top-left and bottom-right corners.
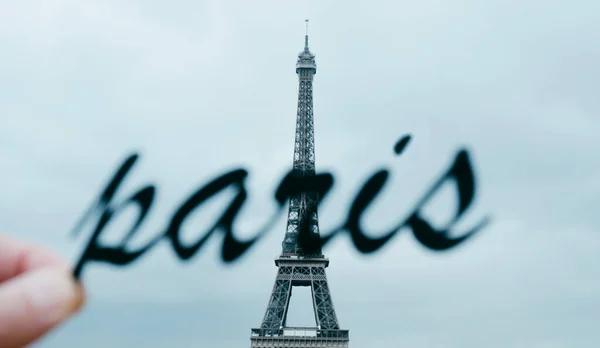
[1, 0, 599, 346]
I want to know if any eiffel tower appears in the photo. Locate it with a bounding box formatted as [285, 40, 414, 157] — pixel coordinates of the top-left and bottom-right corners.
[250, 21, 349, 348]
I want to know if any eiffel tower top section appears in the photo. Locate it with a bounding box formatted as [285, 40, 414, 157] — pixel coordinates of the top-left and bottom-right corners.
[280, 19, 323, 257]
[296, 19, 316, 74]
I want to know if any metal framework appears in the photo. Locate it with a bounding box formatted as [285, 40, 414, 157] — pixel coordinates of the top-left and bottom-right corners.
[250, 21, 349, 348]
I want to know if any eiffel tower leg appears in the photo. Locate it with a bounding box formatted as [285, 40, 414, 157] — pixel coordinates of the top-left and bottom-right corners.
[310, 267, 340, 330]
[258, 266, 293, 334]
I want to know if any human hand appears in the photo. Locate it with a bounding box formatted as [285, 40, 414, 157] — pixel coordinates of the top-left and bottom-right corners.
[0, 234, 85, 348]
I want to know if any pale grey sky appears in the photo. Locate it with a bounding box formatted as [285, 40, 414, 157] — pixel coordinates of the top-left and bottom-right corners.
[1, 0, 600, 347]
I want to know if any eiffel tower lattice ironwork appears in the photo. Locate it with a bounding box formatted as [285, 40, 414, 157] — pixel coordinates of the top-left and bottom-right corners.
[250, 21, 349, 348]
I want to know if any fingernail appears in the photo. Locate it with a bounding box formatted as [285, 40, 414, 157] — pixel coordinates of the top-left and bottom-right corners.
[22, 268, 84, 325]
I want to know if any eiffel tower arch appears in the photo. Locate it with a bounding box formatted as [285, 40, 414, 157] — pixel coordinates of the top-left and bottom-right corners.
[250, 21, 349, 348]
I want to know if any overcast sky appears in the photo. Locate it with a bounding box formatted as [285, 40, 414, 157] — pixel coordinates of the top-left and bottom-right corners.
[1, 0, 600, 347]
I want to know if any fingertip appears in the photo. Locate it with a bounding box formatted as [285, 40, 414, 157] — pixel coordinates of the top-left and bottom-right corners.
[0, 267, 86, 348]
[0, 235, 68, 282]
[68, 273, 86, 315]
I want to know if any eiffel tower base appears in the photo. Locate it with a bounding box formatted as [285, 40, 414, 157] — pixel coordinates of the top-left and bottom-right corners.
[250, 328, 349, 347]
[250, 257, 349, 348]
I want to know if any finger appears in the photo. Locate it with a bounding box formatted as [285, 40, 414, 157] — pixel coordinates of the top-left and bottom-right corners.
[0, 234, 66, 283]
[0, 267, 85, 348]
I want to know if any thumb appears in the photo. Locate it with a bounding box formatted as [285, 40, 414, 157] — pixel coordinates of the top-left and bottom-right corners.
[0, 267, 85, 348]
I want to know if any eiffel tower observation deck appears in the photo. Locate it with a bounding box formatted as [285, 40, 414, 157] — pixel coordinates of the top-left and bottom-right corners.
[250, 21, 349, 348]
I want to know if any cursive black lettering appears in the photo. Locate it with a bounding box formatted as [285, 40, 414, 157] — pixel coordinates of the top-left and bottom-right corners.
[72, 154, 161, 279]
[405, 149, 490, 250]
[393, 134, 411, 155]
[164, 169, 270, 263]
[321, 169, 392, 252]
[321, 136, 489, 254]
[70, 134, 490, 280]
[321, 135, 412, 251]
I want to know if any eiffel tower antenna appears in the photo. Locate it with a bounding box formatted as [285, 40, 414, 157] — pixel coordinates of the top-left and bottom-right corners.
[250, 22, 349, 348]
[304, 19, 310, 51]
